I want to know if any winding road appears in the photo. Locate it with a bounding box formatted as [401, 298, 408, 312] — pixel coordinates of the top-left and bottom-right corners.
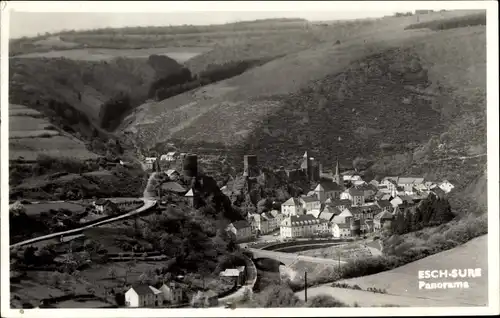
[10, 172, 159, 249]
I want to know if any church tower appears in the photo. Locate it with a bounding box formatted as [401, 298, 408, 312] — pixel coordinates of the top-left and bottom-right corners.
[333, 158, 342, 186]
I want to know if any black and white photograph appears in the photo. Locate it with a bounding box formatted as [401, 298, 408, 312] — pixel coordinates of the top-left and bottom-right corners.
[1, 1, 498, 317]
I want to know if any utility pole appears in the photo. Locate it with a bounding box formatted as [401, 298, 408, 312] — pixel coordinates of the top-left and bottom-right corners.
[304, 271, 308, 302]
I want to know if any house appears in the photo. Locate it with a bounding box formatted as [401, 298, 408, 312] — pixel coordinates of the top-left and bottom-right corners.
[191, 290, 218, 308]
[439, 180, 455, 193]
[375, 200, 393, 213]
[325, 199, 351, 211]
[184, 188, 196, 207]
[125, 284, 163, 307]
[166, 169, 180, 180]
[281, 197, 303, 216]
[332, 209, 354, 225]
[397, 177, 425, 194]
[362, 219, 374, 233]
[226, 220, 252, 242]
[313, 180, 343, 203]
[381, 177, 399, 196]
[299, 196, 321, 214]
[308, 209, 322, 219]
[220, 266, 246, 286]
[330, 222, 351, 238]
[345, 206, 375, 221]
[160, 152, 179, 162]
[430, 187, 446, 199]
[356, 184, 377, 201]
[352, 180, 367, 187]
[144, 157, 157, 170]
[269, 210, 285, 226]
[425, 181, 437, 190]
[262, 212, 278, 232]
[374, 211, 394, 231]
[318, 205, 342, 222]
[369, 179, 380, 187]
[342, 188, 365, 206]
[390, 196, 403, 207]
[93, 199, 119, 215]
[160, 282, 184, 305]
[280, 214, 329, 239]
[248, 213, 270, 235]
[343, 174, 362, 181]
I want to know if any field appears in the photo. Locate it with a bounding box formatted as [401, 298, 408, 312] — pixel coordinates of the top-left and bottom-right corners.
[23, 202, 86, 216]
[297, 242, 373, 261]
[296, 235, 488, 307]
[9, 104, 100, 161]
[14, 46, 211, 63]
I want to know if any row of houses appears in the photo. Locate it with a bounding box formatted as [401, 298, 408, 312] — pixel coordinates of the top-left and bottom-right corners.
[222, 173, 454, 241]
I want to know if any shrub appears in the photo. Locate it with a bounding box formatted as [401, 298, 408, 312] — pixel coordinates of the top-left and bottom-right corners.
[307, 295, 349, 307]
[250, 283, 303, 308]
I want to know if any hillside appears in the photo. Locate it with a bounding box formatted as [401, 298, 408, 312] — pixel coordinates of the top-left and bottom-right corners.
[122, 24, 484, 159]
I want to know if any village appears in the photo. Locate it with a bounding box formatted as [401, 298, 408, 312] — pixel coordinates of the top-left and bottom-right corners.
[143, 151, 455, 244]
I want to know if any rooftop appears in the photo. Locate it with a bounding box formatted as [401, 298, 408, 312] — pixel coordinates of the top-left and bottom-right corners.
[282, 197, 301, 206]
[232, 220, 251, 230]
[130, 284, 154, 296]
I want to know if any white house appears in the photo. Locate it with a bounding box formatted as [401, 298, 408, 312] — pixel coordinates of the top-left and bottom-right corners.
[330, 222, 351, 238]
[160, 152, 179, 162]
[299, 196, 321, 214]
[226, 220, 252, 242]
[343, 174, 362, 182]
[390, 196, 404, 208]
[439, 180, 455, 193]
[281, 197, 303, 216]
[125, 284, 163, 307]
[332, 209, 354, 225]
[313, 181, 343, 203]
[280, 214, 328, 239]
[160, 282, 184, 305]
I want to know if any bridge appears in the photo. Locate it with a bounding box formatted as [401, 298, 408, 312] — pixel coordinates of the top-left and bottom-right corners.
[248, 248, 347, 266]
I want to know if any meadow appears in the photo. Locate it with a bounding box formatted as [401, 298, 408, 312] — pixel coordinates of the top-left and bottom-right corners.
[9, 104, 99, 161]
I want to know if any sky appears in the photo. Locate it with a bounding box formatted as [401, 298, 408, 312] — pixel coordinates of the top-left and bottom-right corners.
[4, 1, 462, 39]
[9, 11, 394, 39]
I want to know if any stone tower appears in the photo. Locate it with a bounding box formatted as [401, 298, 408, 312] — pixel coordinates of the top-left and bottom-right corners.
[243, 155, 259, 178]
[301, 151, 319, 182]
[182, 154, 198, 178]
